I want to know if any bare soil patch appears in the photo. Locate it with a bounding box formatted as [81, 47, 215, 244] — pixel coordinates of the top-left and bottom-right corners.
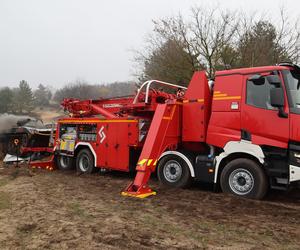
[0, 163, 299, 249]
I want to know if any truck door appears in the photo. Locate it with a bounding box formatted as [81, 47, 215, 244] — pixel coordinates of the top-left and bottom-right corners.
[241, 72, 289, 148]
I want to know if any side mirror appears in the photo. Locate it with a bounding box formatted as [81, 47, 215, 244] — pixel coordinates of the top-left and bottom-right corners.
[270, 88, 288, 118]
[270, 88, 284, 107]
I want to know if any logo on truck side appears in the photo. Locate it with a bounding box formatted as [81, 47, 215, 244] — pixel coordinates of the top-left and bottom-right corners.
[99, 126, 106, 143]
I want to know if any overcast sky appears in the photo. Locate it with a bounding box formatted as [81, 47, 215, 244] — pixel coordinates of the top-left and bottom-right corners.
[0, 0, 299, 89]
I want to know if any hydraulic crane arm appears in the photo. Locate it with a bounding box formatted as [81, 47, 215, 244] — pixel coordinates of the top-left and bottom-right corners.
[122, 100, 181, 198]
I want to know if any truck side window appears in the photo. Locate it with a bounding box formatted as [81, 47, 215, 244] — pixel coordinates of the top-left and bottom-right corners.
[246, 75, 277, 110]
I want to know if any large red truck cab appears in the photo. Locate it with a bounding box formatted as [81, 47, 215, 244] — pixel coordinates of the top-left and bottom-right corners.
[205, 63, 300, 198]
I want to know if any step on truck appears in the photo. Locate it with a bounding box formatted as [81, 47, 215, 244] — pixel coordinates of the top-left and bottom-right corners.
[48, 63, 300, 199]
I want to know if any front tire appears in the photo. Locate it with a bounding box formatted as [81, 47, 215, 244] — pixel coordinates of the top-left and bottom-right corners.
[220, 158, 268, 199]
[157, 154, 192, 188]
[76, 149, 95, 174]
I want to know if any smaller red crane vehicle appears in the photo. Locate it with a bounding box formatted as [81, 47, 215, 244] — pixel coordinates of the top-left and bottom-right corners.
[29, 63, 300, 199]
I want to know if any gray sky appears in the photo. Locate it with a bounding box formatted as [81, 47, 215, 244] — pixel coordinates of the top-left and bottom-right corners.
[0, 0, 299, 89]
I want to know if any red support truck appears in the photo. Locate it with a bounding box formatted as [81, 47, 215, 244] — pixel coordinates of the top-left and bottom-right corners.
[51, 63, 300, 199]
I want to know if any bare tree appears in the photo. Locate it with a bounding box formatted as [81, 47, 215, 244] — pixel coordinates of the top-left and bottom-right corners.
[275, 8, 300, 64]
[135, 6, 300, 82]
[135, 6, 240, 80]
[237, 8, 300, 67]
[152, 15, 202, 73]
[189, 7, 240, 77]
[133, 15, 203, 85]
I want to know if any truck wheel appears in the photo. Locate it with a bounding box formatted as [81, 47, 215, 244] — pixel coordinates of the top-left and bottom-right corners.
[220, 158, 268, 199]
[76, 149, 95, 174]
[157, 154, 192, 188]
[56, 155, 74, 171]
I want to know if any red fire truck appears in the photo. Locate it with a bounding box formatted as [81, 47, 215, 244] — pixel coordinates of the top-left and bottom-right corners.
[44, 63, 300, 199]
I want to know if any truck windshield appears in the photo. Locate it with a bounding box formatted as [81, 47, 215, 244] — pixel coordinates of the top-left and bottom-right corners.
[283, 69, 300, 114]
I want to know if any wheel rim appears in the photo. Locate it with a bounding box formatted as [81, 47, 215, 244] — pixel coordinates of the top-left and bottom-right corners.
[163, 160, 183, 183]
[60, 156, 69, 169]
[79, 154, 90, 172]
[229, 168, 254, 195]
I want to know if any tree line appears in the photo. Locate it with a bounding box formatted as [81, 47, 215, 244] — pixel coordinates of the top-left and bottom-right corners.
[0, 81, 52, 114]
[136, 6, 300, 85]
[0, 80, 135, 114]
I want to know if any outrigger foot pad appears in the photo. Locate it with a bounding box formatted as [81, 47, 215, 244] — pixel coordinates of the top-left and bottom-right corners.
[121, 184, 156, 199]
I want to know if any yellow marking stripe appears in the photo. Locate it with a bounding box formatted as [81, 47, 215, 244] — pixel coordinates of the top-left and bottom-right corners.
[138, 159, 147, 165]
[147, 159, 153, 166]
[213, 96, 241, 100]
[59, 119, 138, 124]
[182, 99, 204, 103]
[213, 93, 227, 97]
[137, 158, 158, 166]
[214, 91, 221, 94]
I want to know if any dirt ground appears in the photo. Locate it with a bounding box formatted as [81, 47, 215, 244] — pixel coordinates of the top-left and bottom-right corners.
[0, 162, 300, 250]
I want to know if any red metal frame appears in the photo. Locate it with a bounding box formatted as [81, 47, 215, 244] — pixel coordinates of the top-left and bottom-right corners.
[22, 147, 54, 154]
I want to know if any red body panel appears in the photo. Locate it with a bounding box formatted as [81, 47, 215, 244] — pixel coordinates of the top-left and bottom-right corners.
[96, 121, 138, 171]
[57, 118, 139, 172]
[290, 113, 300, 142]
[206, 74, 243, 148]
[240, 74, 289, 149]
[182, 71, 211, 142]
[207, 66, 294, 149]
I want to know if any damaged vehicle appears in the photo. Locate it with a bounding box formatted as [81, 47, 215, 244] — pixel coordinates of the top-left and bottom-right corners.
[0, 118, 55, 163]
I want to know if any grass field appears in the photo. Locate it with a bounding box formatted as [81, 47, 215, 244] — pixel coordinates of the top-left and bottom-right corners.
[0, 163, 300, 249]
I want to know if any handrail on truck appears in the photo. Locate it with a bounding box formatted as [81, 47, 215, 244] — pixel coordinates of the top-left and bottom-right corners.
[133, 80, 188, 104]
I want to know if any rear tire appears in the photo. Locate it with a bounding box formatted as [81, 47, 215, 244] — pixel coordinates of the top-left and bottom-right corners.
[220, 158, 268, 199]
[56, 155, 74, 171]
[157, 154, 192, 188]
[76, 149, 95, 174]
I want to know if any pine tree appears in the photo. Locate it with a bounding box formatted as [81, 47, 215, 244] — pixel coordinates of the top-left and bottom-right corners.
[15, 80, 34, 113]
[34, 84, 52, 107]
